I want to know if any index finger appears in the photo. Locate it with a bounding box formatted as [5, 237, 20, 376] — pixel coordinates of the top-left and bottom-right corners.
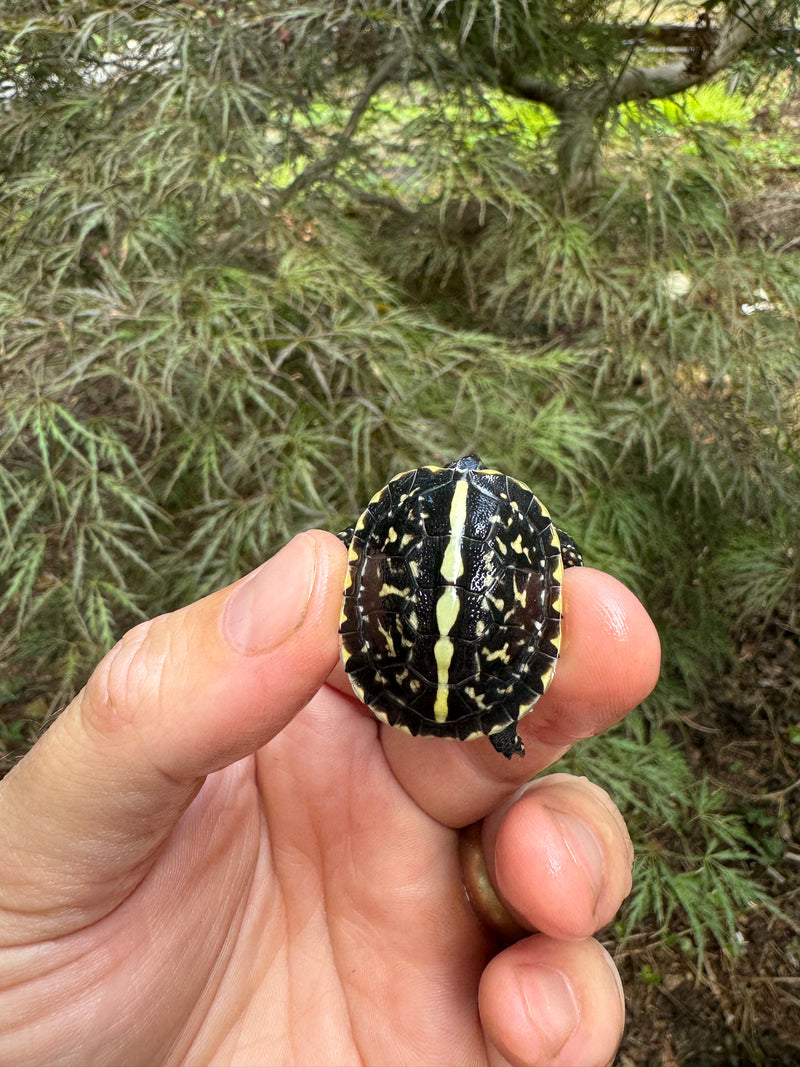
[361, 567, 661, 827]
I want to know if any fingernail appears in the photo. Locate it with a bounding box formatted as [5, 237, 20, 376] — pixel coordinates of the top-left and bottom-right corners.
[519, 964, 579, 1054]
[601, 945, 627, 1021]
[223, 533, 318, 654]
[548, 807, 606, 913]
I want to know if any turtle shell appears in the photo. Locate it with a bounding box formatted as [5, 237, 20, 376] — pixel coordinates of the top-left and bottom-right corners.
[338, 454, 582, 757]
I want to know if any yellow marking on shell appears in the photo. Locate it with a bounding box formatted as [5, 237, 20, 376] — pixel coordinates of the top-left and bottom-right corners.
[551, 631, 562, 654]
[465, 687, 488, 709]
[433, 635, 455, 722]
[436, 586, 461, 635]
[386, 527, 398, 542]
[464, 725, 489, 741]
[484, 644, 510, 663]
[552, 591, 563, 615]
[430, 479, 471, 723]
[371, 702, 412, 735]
[440, 478, 469, 583]
[379, 582, 410, 598]
[348, 674, 366, 702]
[552, 554, 564, 584]
[510, 534, 523, 553]
[377, 620, 396, 656]
[345, 541, 361, 600]
[539, 661, 557, 691]
[432, 589, 461, 724]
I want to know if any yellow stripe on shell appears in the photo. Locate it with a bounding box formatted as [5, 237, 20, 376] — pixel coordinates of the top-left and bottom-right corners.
[431, 477, 470, 723]
[440, 478, 469, 583]
[552, 554, 564, 584]
[433, 635, 455, 722]
[435, 585, 461, 635]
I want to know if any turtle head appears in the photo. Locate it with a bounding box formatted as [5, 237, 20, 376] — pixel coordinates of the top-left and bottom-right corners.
[448, 454, 484, 472]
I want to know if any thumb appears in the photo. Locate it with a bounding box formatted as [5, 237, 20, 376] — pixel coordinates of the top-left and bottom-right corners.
[0, 531, 347, 941]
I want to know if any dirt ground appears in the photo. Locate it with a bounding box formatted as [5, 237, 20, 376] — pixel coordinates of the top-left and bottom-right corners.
[616, 608, 800, 1066]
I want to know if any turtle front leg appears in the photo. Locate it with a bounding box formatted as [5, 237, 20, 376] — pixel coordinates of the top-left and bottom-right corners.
[557, 529, 583, 569]
[336, 523, 356, 547]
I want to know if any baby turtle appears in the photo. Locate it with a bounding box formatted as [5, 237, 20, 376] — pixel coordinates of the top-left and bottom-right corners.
[337, 454, 582, 757]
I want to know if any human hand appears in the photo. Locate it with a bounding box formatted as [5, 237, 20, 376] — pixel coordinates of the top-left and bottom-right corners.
[0, 531, 659, 1066]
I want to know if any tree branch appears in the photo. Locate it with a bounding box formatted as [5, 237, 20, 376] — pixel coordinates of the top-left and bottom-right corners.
[276, 50, 405, 207]
[492, 4, 768, 197]
[499, 3, 766, 118]
[608, 3, 765, 104]
[497, 75, 574, 118]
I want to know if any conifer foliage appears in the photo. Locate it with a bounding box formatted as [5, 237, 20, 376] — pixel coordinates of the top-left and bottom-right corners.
[1, 1, 799, 960]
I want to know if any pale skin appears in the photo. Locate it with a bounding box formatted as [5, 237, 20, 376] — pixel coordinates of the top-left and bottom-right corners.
[0, 531, 660, 1067]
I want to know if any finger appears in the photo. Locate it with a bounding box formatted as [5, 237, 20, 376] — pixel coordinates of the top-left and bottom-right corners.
[375, 568, 661, 827]
[479, 773, 634, 940]
[0, 531, 347, 941]
[479, 936, 625, 1067]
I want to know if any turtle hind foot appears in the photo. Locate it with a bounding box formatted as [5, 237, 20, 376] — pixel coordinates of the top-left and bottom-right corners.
[489, 723, 525, 759]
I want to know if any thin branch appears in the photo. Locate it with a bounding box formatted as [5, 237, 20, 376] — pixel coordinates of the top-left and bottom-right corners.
[276, 50, 406, 208]
[338, 184, 416, 217]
